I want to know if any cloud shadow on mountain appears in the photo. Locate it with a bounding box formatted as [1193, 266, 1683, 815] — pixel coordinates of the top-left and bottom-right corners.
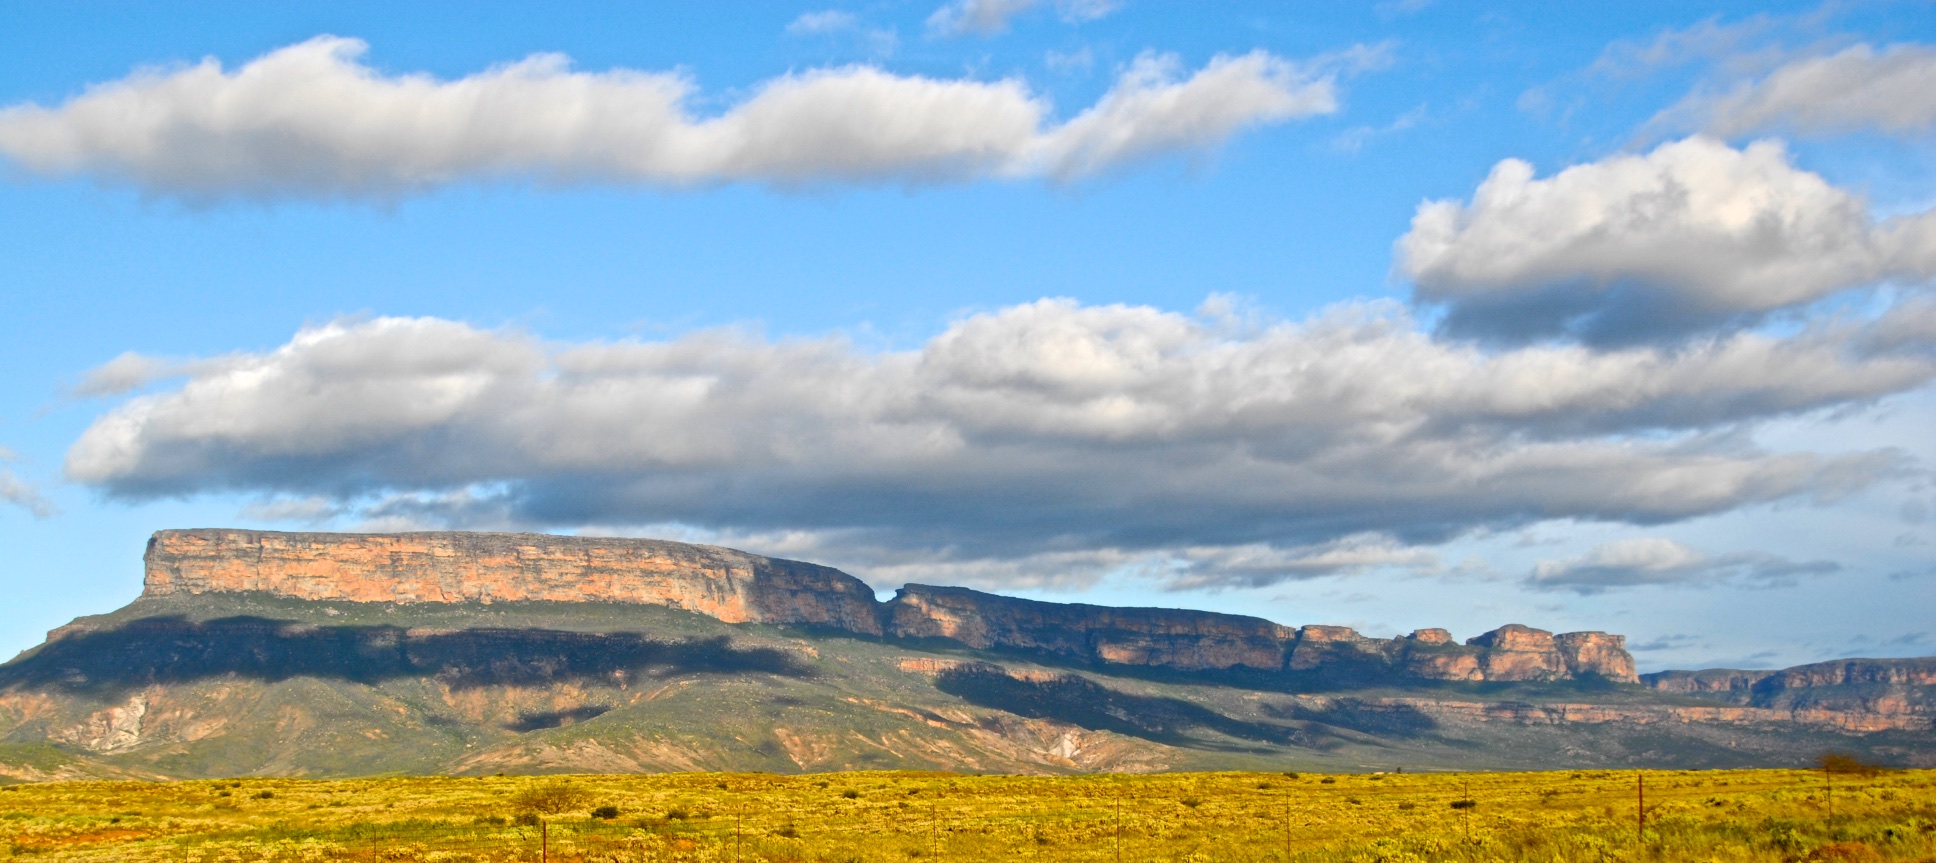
[934, 665, 1321, 752]
[0, 615, 815, 697]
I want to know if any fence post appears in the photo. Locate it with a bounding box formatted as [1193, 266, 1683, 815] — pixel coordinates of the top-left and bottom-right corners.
[1637, 772, 1645, 842]
[541, 818, 548, 863]
[1115, 792, 1122, 863]
[1825, 763, 1834, 821]
[737, 802, 743, 863]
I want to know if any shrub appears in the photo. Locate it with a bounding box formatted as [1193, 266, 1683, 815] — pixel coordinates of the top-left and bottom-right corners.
[842, 789, 860, 799]
[1450, 799, 1476, 810]
[1821, 752, 1890, 777]
[1319, 778, 1336, 785]
[665, 807, 690, 820]
[1807, 841, 1882, 863]
[252, 791, 275, 800]
[512, 813, 541, 827]
[776, 823, 800, 839]
[511, 781, 591, 814]
[1180, 797, 1201, 808]
[473, 815, 507, 826]
[591, 805, 620, 820]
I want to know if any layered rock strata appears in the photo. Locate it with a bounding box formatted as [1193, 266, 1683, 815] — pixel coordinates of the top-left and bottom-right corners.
[143, 529, 1638, 684]
[144, 529, 884, 635]
[1643, 658, 1936, 727]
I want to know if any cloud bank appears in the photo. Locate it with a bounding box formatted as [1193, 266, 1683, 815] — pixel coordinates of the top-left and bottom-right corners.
[1527, 537, 1839, 594]
[64, 291, 1933, 587]
[0, 36, 1334, 200]
[1400, 136, 1936, 345]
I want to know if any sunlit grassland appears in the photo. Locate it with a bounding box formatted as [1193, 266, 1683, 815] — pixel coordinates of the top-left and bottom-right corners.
[1, 768, 1931, 862]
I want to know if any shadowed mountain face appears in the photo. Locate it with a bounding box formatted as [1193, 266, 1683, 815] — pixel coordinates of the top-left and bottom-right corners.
[0, 616, 814, 695]
[938, 665, 1373, 750]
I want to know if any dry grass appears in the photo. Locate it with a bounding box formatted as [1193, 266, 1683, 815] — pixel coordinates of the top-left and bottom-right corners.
[0, 768, 1931, 862]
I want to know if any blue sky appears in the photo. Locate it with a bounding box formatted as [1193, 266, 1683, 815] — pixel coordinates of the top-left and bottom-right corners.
[3, 1, 1934, 672]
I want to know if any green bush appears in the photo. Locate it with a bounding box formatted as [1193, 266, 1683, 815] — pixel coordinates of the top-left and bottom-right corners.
[591, 805, 619, 820]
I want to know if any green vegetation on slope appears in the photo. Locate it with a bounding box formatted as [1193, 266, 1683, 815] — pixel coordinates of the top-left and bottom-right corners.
[2, 595, 1929, 779]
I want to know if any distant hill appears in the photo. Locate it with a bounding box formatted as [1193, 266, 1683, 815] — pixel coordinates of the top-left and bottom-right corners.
[0, 529, 1929, 780]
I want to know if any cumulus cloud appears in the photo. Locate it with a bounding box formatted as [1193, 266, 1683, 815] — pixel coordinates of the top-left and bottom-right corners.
[63, 293, 1935, 587]
[1399, 136, 1936, 345]
[0, 36, 1333, 200]
[1659, 43, 1936, 137]
[1526, 537, 1839, 594]
[927, 0, 1118, 37]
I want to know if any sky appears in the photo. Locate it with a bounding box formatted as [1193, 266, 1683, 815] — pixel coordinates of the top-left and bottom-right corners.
[2, 1, 1934, 673]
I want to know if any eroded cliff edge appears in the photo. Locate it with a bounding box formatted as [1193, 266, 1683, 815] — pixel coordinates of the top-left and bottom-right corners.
[143, 528, 1637, 684]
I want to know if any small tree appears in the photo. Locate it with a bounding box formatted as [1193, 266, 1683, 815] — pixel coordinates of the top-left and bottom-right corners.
[511, 781, 593, 815]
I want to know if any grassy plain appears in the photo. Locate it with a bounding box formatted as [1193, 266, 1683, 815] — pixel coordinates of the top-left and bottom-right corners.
[1, 768, 1932, 863]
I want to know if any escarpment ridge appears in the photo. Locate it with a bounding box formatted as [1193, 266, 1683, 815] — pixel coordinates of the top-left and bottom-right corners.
[145, 528, 1636, 684]
[0, 526, 1926, 779]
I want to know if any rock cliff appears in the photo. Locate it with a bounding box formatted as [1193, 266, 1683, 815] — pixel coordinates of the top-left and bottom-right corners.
[144, 529, 884, 635]
[1643, 658, 1936, 731]
[142, 529, 1639, 685]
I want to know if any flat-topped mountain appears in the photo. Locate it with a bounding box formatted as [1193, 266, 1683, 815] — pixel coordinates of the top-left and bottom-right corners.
[0, 528, 1927, 781]
[144, 528, 1635, 685]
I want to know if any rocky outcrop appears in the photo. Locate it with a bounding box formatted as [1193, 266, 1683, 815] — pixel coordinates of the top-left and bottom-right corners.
[142, 529, 1638, 685]
[881, 585, 1638, 684]
[144, 529, 884, 634]
[1646, 659, 1936, 697]
[1644, 658, 1936, 729]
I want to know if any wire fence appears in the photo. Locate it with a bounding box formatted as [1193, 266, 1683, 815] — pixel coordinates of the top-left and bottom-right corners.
[5, 770, 1905, 863]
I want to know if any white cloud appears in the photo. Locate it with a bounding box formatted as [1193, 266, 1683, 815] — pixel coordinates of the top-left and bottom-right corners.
[1399, 136, 1936, 344]
[1024, 51, 1336, 179]
[1588, 14, 1795, 80]
[70, 351, 175, 397]
[1527, 537, 1838, 593]
[1659, 43, 1936, 137]
[787, 10, 859, 35]
[0, 449, 56, 519]
[63, 292, 1935, 587]
[927, 0, 1118, 37]
[0, 36, 1329, 200]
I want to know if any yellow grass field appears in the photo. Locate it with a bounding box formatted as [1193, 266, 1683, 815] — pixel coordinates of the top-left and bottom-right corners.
[1, 768, 1931, 862]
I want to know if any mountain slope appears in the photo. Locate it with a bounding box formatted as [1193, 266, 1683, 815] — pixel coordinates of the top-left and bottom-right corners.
[0, 529, 1929, 779]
